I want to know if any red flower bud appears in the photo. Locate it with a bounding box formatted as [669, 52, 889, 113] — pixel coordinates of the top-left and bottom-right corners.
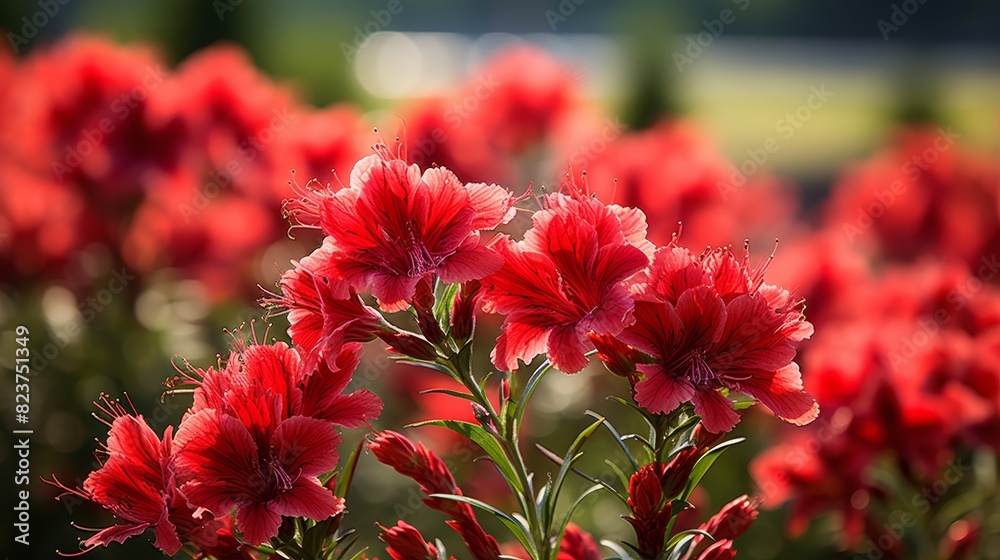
[700, 495, 759, 542]
[625, 463, 673, 557]
[588, 332, 652, 381]
[376, 331, 439, 361]
[369, 431, 501, 560]
[379, 521, 440, 560]
[414, 277, 446, 344]
[451, 280, 481, 343]
[663, 447, 699, 498]
[696, 540, 737, 560]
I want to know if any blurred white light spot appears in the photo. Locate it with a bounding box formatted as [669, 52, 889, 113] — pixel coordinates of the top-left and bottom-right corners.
[355, 32, 424, 98]
[42, 286, 82, 334]
[136, 287, 171, 330]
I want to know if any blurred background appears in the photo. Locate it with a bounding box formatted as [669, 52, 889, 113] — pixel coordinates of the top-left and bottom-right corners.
[0, 1, 998, 559]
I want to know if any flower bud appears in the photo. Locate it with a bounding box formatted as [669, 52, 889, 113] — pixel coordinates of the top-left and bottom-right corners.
[625, 463, 673, 557]
[696, 540, 737, 560]
[663, 447, 699, 498]
[700, 495, 759, 542]
[471, 403, 499, 436]
[450, 280, 481, 343]
[376, 331, 439, 361]
[379, 521, 440, 560]
[587, 332, 651, 380]
[414, 278, 446, 344]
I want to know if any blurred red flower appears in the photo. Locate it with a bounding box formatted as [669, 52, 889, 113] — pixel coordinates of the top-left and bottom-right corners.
[824, 126, 1000, 266]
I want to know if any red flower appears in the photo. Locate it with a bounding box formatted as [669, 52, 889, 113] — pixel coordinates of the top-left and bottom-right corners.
[184, 340, 382, 430]
[556, 523, 602, 560]
[620, 244, 818, 433]
[46, 397, 217, 556]
[290, 143, 515, 311]
[379, 521, 446, 560]
[266, 237, 383, 371]
[369, 431, 501, 560]
[173, 341, 380, 545]
[174, 409, 344, 546]
[481, 188, 651, 373]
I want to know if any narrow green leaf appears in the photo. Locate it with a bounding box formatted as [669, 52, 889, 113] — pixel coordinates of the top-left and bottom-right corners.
[680, 438, 745, 501]
[585, 411, 640, 471]
[330, 533, 362, 560]
[429, 493, 538, 558]
[606, 395, 655, 429]
[663, 415, 700, 444]
[434, 282, 461, 322]
[621, 433, 655, 453]
[664, 528, 714, 554]
[419, 388, 477, 402]
[406, 419, 523, 495]
[553, 484, 603, 559]
[514, 359, 554, 426]
[601, 540, 640, 560]
[547, 416, 606, 525]
[333, 438, 366, 499]
[604, 459, 631, 490]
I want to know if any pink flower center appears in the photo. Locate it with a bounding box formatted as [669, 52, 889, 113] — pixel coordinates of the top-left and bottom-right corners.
[267, 458, 296, 495]
[687, 351, 717, 387]
[401, 222, 439, 278]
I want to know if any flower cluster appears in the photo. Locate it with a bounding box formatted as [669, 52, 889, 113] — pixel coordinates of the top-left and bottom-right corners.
[50, 135, 816, 558]
[48, 334, 380, 554]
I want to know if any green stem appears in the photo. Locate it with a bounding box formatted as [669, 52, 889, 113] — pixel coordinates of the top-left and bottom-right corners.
[443, 354, 546, 560]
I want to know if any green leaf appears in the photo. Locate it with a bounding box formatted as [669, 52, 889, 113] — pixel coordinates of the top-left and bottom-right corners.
[601, 540, 640, 560]
[604, 459, 632, 490]
[680, 438, 745, 501]
[553, 484, 603, 558]
[429, 493, 538, 559]
[394, 357, 457, 378]
[606, 395, 655, 429]
[665, 528, 714, 558]
[621, 433, 655, 453]
[406, 419, 523, 495]
[514, 359, 554, 427]
[732, 395, 757, 411]
[329, 532, 362, 560]
[585, 411, 640, 471]
[333, 438, 366, 499]
[566, 464, 630, 507]
[434, 282, 461, 321]
[663, 414, 700, 444]
[419, 387, 477, 402]
[546, 416, 606, 527]
[302, 519, 329, 556]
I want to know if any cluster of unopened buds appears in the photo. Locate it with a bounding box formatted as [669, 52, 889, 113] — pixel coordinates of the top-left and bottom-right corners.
[48, 140, 817, 560]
